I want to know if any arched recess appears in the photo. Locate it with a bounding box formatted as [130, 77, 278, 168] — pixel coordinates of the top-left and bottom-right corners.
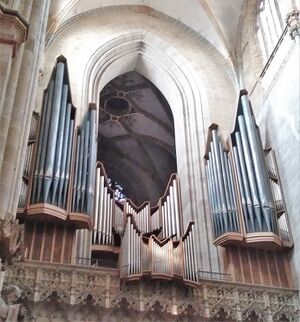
[41, 5, 238, 272]
[82, 32, 202, 228]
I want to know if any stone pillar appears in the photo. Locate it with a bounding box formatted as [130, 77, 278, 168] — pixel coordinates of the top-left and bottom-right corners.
[7, 0, 51, 217]
[0, 0, 49, 221]
[0, 4, 28, 167]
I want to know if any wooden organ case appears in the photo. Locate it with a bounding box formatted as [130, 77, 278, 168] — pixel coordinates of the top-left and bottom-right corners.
[17, 56, 97, 264]
[17, 57, 294, 289]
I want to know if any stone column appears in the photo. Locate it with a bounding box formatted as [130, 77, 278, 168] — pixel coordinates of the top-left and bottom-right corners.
[8, 0, 51, 218]
[0, 4, 28, 161]
[0, 0, 50, 221]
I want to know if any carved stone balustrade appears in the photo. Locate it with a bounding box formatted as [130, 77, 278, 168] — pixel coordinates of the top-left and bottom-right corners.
[3, 260, 299, 321]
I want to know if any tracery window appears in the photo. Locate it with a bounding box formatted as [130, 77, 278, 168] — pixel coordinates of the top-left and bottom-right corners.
[256, 0, 296, 63]
[108, 177, 126, 203]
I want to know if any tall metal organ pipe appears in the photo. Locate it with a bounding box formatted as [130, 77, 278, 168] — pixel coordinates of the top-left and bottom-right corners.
[31, 57, 75, 209]
[72, 105, 97, 215]
[240, 94, 276, 233]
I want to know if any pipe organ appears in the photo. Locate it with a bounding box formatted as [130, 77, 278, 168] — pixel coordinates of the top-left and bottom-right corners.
[204, 90, 293, 249]
[17, 56, 97, 264]
[31, 59, 75, 210]
[89, 161, 200, 283]
[16, 55, 293, 289]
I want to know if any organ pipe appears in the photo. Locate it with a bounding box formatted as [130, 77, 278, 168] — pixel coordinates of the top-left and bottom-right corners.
[240, 95, 276, 232]
[30, 56, 75, 210]
[72, 105, 97, 215]
[204, 90, 292, 249]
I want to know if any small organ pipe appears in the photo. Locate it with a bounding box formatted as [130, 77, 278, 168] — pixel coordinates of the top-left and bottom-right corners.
[97, 176, 104, 243]
[173, 182, 180, 238]
[166, 196, 171, 237]
[218, 142, 233, 230]
[227, 157, 239, 231]
[207, 157, 219, 236]
[205, 163, 216, 236]
[81, 121, 89, 212]
[210, 158, 221, 235]
[161, 204, 165, 238]
[87, 109, 96, 214]
[75, 133, 82, 210]
[212, 130, 228, 232]
[169, 186, 176, 236]
[222, 150, 237, 231]
[103, 187, 108, 244]
[210, 146, 224, 235]
[190, 229, 197, 281]
[63, 119, 74, 207]
[94, 167, 100, 243]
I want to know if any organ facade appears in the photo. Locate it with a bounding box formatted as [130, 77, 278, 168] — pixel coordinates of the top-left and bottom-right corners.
[1, 2, 300, 320]
[4, 56, 297, 321]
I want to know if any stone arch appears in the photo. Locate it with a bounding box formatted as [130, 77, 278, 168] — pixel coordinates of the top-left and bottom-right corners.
[242, 306, 266, 322]
[41, 5, 238, 273]
[210, 304, 234, 321]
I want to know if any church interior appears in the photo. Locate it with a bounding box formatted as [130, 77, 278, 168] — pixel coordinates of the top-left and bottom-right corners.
[0, 0, 299, 321]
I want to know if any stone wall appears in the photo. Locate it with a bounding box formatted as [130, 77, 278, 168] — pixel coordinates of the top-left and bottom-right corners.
[38, 5, 239, 277]
[3, 260, 299, 322]
[238, 0, 300, 288]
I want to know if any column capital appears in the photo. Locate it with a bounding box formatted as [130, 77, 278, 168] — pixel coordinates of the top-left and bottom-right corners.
[286, 9, 300, 40]
[0, 3, 28, 57]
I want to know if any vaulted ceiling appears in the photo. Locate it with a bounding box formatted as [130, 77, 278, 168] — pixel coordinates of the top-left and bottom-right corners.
[47, 0, 244, 61]
[98, 72, 176, 205]
[44, 0, 244, 206]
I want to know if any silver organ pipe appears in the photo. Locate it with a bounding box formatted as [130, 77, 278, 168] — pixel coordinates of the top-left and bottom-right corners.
[158, 175, 182, 240]
[18, 180, 28, 209]
[93, 164, 117, 246]
[72, 106, 97, 215]
[30, 57, 75, 209]
[114, 204, 124, 234]
[235, 134, 256, 232]
[240, 95, 276, 232]
[161, 204, 166, 237]
[51, 84, 68, 205]
[183, 224, 197, 282]
[205, 129, 241, 239]
[150, 208, 160, 232]
[121, 215, 142, 276]
[237, 117, 264, 231]
[43, 62, 65, 204]
[87, 160, 203, 282]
